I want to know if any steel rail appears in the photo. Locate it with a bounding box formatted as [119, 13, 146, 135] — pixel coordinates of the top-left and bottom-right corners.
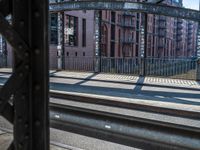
[49, 101, 200, 132]
[50, 102, 200, 150]
[147, 0, 165, 3]
[1, 84, 200, 149]
[49, 1, 200, 21]
[0, 83, 199, 120]
[50, 90, 200, 120]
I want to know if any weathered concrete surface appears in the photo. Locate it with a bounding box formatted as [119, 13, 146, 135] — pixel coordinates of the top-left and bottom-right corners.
[0, 133, 13, 150]
[0, 131, 71, 150]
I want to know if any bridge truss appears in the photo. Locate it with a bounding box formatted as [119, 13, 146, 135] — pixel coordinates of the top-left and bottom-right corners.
[0, 0, 200, 150]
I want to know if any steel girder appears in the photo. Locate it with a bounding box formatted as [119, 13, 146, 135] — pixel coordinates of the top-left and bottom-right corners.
[0, 0, 49, 150]
[49, 1, 200, 21]
[147, 0, 165, 4]
[50, 103, 200, 150]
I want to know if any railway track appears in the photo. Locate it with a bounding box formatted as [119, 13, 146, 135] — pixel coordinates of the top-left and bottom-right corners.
[49, 102, 200, 150]
[0, 80, 200, 149]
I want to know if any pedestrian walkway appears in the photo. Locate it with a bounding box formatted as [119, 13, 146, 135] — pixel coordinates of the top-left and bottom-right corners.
[0, 68, 200, 90]
[50, 71, 200, 90]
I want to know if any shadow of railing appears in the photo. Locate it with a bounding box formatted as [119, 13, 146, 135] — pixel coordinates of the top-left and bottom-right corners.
[50, 80, 200, 106]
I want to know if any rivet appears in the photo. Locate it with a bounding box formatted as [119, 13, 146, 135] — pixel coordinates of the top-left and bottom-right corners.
[25, 65, 29, 70]
[34, 12, 40, 18]
[35, 85, 40, 90]
[18, 44, 23, 49]
[19, 73, 23, 77]
[35, 120, 40, 126]
[21, 95, 26, 100]
[35, 49, 40, 55]
[24, 123, 29, 128]
[24, 134, 29, 140]
[24, 52, 29, 57]
[19, 21, 25, 27]
[18, 117, 22, 122]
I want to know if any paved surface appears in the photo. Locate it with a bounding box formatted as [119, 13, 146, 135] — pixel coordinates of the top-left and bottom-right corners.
[0, 117, 138, 150]
[50, 71, 200, 89]
[0, 68, 200, 89]
[0, 129, 75, 150]
[0, 69, 200, 110]
[0, 68, 200, 149]
[0, 132, 12, 150]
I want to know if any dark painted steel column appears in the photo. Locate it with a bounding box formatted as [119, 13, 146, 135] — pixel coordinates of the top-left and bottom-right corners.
[140, 13, 147, 76]
[13, 0, 49, 149]
[143, 13, 148, 76]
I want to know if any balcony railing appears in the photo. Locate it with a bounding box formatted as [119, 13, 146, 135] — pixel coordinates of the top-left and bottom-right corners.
[177, 37, 183, 41]
[120, 38, 135, 44]
[158, 26, 166, 30]
[121, 22, 135, 28]
[177, 30, 182, 35]
[123, 11, 136, 17]
[177, 19, 183, 24]
[158, 32, 166, 37]
[158, 17, 166, 22]
[177, 24, 183, 30]
[188, 41, 192, 45]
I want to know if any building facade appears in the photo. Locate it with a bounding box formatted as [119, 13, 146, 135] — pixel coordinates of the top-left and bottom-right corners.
[2, 0, 198, 69]
[100, 0, 198, 58]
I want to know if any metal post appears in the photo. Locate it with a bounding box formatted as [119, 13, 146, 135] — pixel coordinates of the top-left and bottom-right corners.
[144, 13, 148, 76]
[57, 11, 64, 70]
[12, 0, 49, 149]
[197, 22, 200, 58]
[140, 13, 147, 76]
[94, 10, 101, 72]
[196, 0, 200, 80]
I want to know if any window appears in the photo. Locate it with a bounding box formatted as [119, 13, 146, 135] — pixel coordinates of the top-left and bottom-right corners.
[82, 19, 86, 47]
[65, 15, 78, 46]
[50, 13, 58, 44]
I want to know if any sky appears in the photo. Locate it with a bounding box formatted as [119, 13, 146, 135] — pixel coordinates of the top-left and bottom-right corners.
[183, 0, 199, 10]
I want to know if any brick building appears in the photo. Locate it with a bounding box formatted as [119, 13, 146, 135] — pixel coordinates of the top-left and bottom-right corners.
[100, 0, 198, 58]
[1, 0, 198, 68]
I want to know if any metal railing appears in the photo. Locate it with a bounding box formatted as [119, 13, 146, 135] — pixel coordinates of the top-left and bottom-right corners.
[60, 56, 200, 80]
[101, 57, 141, 75]
[0, 54, 7, 68]
[145, 57, 198, 80]
[64, 56, 95, 72]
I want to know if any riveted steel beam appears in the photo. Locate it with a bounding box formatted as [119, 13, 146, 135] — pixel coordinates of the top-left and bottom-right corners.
[49, 1, 200, 21]
[0, 65, 28, 113]
[12, 0, 50, 149]
[147, 0, 165, 4]
[50, 103, 200, 150]
[0, 14, 30, 60]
